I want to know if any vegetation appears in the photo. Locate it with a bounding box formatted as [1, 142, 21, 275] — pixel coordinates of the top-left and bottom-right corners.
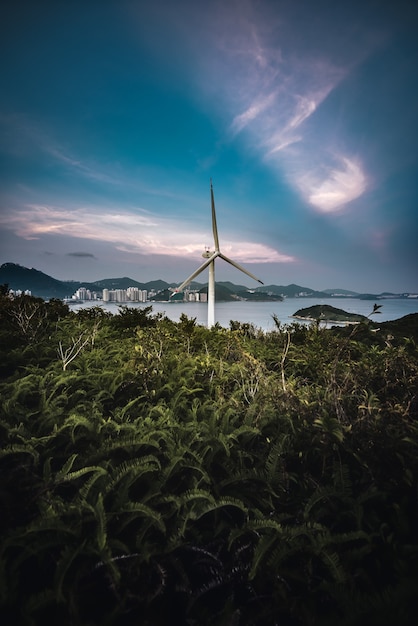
[1, 292, 418, 625]
[292, 304, 368, 323]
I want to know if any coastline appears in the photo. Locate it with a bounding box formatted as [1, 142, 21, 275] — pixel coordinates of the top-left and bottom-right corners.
[291, 314, 360, 325]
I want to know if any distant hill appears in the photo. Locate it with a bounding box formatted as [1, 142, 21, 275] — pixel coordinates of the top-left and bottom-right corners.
[217, 281, 249, 293]
[255, 284, 329, 298]
[0, 263, 412, 302]
[322, 288, 359, 296]
[198, 284, 236, 302]
[149, 288, 173, 302]
[235, 290, 283, 302]
[0, 263, 80, 299]
[92, 277, 145, 290]
[145, 279, 178, 292]
[0, 264, 176, 299]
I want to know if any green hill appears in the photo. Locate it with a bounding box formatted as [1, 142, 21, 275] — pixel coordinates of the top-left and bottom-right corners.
[255, 283, 329, 297]
[0, 262, 410, 302]
[0, 263, 79, 299]
[236, 290, 283, 302]
[293, 304, 368, 323]
[92, 277, 145, 290]
[322, 288, 359, 296]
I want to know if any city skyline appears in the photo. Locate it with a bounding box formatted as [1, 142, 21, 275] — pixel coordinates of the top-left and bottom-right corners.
[1, 1, 417, 293]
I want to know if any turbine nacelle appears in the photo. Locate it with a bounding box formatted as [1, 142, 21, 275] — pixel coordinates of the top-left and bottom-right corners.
[202, 247, 213, 259]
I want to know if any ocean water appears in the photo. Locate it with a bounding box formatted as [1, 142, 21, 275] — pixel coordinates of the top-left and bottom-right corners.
[71, 297, 418, 332]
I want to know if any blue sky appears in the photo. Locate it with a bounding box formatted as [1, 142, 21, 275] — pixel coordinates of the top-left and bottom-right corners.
[1, 0, 417, 292]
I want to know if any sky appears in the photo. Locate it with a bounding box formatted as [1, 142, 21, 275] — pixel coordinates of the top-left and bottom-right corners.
[1, 0, 417, 293]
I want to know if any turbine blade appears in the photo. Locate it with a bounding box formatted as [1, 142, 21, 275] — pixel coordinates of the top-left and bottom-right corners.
[173, 253, 218, 293]
[211, 180, 220, 251]
[218, 252, 264, 285]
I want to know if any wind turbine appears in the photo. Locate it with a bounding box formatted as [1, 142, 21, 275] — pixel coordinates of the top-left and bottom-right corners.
[172, 180, 264, 328]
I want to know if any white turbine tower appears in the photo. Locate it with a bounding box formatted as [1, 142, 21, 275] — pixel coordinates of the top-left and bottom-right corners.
[173, 181, 264, 328]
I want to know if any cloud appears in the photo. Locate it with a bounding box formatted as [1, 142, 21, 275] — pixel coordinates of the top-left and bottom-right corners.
[196, 4, 377, 210]
[219, 241, 294, 264]
[287, 96, 317, 130]
[0, 114, 126, 187]
[230, 91, 277, 135]
[0, 203, 293, 265]
[297, 156, 367, 212]
[0, 204, 158, 240]
[264, 91, 329, 156]
[209, 10, 347, 141]
[45, 147, 124, 185]
[67, 252, 97, 258]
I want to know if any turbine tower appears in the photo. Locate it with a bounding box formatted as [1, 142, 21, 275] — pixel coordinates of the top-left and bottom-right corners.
[173, 180, 264, 328]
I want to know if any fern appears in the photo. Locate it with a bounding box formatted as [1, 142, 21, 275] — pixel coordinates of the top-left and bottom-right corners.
[55, 453, 78, 478]
[0, 443, 40, 464]
[190, 497, 248, 523]
[248, 532, 281, 580]
[104, 456, 162, 509]
[118, 501, 166, 534]
[319, 549, 346, 584]
[94, 492, 107, 551]
[75, 469, 109, 506]
[180, 488, 216, 507]
[303, 485, 345, 521]
[264, 435, 290, 482]
[20, 588, 57, 622]
[54, 541, 87, 602]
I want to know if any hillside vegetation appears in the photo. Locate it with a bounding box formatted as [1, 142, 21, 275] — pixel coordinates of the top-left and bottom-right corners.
[1, 293, 417, 625]
[293, 304, 368, 323]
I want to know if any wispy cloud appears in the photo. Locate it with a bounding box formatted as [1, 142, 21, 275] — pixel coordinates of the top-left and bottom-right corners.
[230, 91, 277, 135]
[0, 204, 158, 240]
[287, 96, 317, 130]
[0, 113, 124, 186]
[264, 90, 329, 156]
[220, 242, 294, 264]
[0, 203, 293, 264]
[199, 4, 377, 211]
[45, 146, 123, 185]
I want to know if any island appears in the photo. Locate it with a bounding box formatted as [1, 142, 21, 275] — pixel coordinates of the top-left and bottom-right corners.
[292, 304, 368, 324]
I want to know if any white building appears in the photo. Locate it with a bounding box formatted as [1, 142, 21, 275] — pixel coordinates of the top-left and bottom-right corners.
[75, 287, 92, 300]
[126, 287, 139, 301]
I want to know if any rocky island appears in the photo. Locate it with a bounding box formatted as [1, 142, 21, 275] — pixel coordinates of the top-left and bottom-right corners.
[292, 304, 368, 324]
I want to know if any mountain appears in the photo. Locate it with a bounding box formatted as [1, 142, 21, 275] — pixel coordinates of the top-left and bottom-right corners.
[144, 279, 177, 291]
[217, 281, 250, 293]
[236, 290, 283, 302]
[255, 283, 329, 298]
[0, 263, 411, 302]
[200, 284, 236, 301]
[0, 264, 178, 299]
[92, 277, 145, 290]
[0, 263, 80, 299]
[322, 288, 359, 296]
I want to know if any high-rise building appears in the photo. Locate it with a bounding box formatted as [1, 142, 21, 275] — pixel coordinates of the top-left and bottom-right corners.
[126, 287, 139, 301]
[75, 287, 92, 300]
[115, 289, 127, 302]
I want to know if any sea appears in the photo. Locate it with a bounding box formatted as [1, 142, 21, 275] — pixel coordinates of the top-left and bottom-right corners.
[70, 297, 418, 333]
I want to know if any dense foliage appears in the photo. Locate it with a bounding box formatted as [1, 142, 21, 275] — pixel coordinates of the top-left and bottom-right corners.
[1, 294, 418, 625]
